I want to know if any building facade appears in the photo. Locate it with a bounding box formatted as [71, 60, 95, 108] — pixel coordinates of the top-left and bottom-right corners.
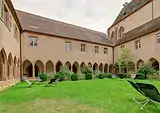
[0, 0, 160, 88]
[0, 0, 21, 90]
[108, 0, 160, 73]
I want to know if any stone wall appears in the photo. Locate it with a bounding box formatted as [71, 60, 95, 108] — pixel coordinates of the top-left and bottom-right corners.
[0, 79, 20, 92]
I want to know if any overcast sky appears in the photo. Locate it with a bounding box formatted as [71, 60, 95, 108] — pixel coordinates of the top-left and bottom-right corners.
[12, 0, 131, 33]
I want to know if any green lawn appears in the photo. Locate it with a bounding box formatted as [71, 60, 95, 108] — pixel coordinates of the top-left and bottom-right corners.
[0, 79, 160, 113]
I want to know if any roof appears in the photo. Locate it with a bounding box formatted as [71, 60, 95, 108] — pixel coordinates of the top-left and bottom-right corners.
[5, 0, 22, 30]
[115, 16, 160, 46]
[16, 10, 113, 46]
[112, 0, 151, 26]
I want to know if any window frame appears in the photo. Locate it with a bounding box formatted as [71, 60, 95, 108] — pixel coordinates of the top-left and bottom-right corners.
[29, 36, 38, 47]
[156, 33, 160, 43]
[81, 44, 86, 52]
[95, 46, 99, 54]
[65, 41, 71, 51]
[104, 48, 108, 54]
[135, 40, 141, 49]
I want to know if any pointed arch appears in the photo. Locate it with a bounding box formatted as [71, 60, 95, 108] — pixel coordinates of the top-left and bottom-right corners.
[23, 60, 33, 77]
[13, 57, 17, 78]
[56, 61, 63, 72]
[65, 61, 71, 70]
[115, 63, 119, 74]
[8, 53, 13, 79]
[88, 62, 92, 68]
[72, 62, 79, 73]
[104, 63, 108, 73]
[80, 62, 85, 71]
[0, 48, 7, 81]
[35, 60, 44, 77]
[109, 64, 114, 73]
[93, 63, 98, 71]
[137, 59, 144, 69]
[149, 58, 159, 71]
[99, 63, 103, 72]
[128, 62, 135, 72]
[46, 60, 54, 73]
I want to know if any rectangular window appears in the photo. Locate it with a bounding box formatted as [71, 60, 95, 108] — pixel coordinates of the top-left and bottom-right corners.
[135, 40, 141, 49]
[29, 36, 38, 47]
[121, 45, 124, 49]
[104, 48, 108, 54]
[157, 33, 160, 43]
[81, 44, 86, 52]
[65, 41, 71, 51]
[9, 14, 12, 30]
[95, 46, 99, 54]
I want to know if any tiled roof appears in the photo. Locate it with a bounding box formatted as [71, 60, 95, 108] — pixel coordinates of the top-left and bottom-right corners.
[115, 16, 160, 46]
[16, 10, 113, 46]
[113, 0, 152, 25]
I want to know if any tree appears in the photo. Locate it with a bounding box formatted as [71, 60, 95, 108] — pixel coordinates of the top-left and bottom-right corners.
[117, 48, 134, 72]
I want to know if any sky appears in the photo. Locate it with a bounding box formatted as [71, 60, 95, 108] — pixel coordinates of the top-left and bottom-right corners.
[12, 0, 131, 33]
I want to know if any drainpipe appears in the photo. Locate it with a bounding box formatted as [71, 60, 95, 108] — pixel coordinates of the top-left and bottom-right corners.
[20, 31, 23, 81]
[112, 44, 115, 74]
[152, 0, 154, 20]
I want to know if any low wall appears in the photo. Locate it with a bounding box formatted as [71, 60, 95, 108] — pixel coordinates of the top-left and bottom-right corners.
[0, 79, 21, 92]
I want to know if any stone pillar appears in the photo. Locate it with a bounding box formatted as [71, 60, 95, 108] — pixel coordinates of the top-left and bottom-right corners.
[32, 66, 35, 78]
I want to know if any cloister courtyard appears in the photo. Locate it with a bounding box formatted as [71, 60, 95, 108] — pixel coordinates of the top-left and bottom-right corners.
[0, 79, 160, 113]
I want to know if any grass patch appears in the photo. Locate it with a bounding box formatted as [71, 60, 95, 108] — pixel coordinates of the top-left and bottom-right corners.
[0, 79, 160, 113]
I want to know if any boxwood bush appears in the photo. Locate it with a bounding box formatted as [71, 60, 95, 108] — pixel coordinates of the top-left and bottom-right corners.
[39, 71, 47, 81]
[85, 73, 92, 80]
[55, 72, 65, 81]
[106, 73, 112, 78]
[99, 73, 106, 79]
[136, 73, 145, 79]
[71, 74, 78, 81]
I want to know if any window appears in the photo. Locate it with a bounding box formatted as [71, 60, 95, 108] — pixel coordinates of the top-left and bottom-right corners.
[29, 36, 38, 47]
[65, 41, 71, 51]
[135, 40, 141, 49]
[104, 48, 108, 54]
[4, 5, 9, 28]
[9, 15, 12, 30]
[121, 45, 124, 49]
[0, 0, 3, 20]
[95, 46, 99, 54]
[157, 33, 160, 43]
[13, 25, 18, 38]
[119, 27, 124, 38]
[81, 44, 86, 52]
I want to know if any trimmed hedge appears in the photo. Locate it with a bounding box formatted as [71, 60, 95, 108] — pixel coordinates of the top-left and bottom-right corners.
[39, 71, 47, 81]
[107, 73, 112, 78]
[99, 73, 106, 79]
[85, 73, 92, 80]
[55, 72, 65, 81]
[136, 73, 145, 79]
[71, 74, 78, 81]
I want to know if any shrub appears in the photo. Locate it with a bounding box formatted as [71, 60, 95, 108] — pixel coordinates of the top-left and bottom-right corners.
[81, 66, 92, 74]
[39, 71, 47, 81]
[136, 73, 145, 79]
[71, 74, 78, 81]
[137, 63, 156, 79]
[99, 73, 106, 79]
[55, 72, 65, 81]
[85, 73, 92, 80]
[106, 73, 112, 78]
[122, 73, 127, 78]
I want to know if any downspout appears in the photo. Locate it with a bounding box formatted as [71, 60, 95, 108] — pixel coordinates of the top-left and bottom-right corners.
[152, 0, 154, 20]
[20, 30, 23, 81]
[112, 44, 115, 74]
